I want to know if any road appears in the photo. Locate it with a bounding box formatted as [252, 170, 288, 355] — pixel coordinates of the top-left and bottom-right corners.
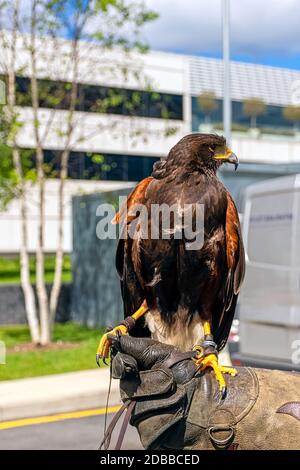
[0, 411, 143, 450]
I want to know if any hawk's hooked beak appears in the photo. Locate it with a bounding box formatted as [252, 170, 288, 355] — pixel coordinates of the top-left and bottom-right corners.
[213, 149, 239, 171]
[227, 152, 239, 171]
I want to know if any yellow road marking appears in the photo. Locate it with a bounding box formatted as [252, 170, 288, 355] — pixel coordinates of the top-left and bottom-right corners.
[0, 405, 121, 431]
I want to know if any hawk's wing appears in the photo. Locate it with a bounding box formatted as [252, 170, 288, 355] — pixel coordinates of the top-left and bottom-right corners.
[114, 177, 153, 335]
[213, 192, 245, 350]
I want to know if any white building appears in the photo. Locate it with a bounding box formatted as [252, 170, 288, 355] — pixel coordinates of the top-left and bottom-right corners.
[1, 34, 300, 253]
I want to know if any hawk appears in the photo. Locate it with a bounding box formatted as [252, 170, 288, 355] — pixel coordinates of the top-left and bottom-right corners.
[97, 134, 245, 396]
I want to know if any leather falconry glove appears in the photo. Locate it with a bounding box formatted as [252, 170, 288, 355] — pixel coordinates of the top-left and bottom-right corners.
[109, 335, 300, 450]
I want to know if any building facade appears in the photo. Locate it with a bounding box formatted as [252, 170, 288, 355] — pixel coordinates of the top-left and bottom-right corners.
[1, 34, 300, 252]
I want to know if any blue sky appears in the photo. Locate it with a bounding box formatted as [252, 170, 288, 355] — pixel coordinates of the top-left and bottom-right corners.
[143, 0, 300, 70]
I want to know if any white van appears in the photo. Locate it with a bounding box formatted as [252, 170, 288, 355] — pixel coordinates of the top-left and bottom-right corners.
[237, 174, 300, 370]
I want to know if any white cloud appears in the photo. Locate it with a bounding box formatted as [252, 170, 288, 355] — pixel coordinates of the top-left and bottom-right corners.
[143, 0, 300, 59]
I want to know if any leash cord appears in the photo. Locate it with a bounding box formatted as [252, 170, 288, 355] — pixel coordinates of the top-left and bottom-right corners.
[98, 359, 112, 450]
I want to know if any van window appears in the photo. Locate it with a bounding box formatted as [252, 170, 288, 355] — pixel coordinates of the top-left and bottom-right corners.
[247, 191, 294, 266]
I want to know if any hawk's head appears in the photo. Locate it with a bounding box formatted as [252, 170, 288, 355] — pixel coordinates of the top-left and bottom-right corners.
[173, 133, 238, 172]
[152, 133, 238, 179]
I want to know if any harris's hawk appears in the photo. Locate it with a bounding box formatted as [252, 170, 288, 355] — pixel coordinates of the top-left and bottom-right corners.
[97, 133, 245, 396]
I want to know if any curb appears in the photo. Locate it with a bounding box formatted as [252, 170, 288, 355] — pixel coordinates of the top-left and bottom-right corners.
[0, 368, 120, 422]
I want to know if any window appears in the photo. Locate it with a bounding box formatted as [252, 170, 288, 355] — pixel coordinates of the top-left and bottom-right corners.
[29, 149, 160, 182]
[14, 76, 183, 120]
[192, 96, 296, 131]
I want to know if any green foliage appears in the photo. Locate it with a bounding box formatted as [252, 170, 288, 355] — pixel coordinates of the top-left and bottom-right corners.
[197, 91, 219, 115]
[91, 154, 105, 165]
[242, 98, 266, 118]
[0, 106, 18, 210]
[0, 255, 72, 284]
[164, 126, 179, 137]
[85, 152, 116, 177]
[282, 105, 300, 126]
[92, 0, 158, 52]
[0, 158, 18, 211]
[0, 322, 106, 380]
[44, 0, 158, 54]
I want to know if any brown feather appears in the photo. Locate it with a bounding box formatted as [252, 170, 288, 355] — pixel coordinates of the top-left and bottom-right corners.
[112, 176, 153, 225]
[115, 134, 245, 350]
[225, 192, 245, 295]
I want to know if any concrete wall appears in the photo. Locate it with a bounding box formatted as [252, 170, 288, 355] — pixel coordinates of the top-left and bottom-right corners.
[16, 108, 190, 158]
[231, 132, 300, 164]
[0, 283, 71, 325]
[71, 188, 133, 328]
[0, 179, 134, 254]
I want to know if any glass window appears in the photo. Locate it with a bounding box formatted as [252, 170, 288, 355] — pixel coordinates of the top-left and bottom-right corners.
[15, 76, 183, 120]
[192, 96, 296, 131]
[25, 149, 159, 182]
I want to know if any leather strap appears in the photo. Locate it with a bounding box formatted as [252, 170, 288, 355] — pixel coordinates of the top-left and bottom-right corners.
[99, 399, 131, 450]
[120, 316, 136, 331]
[277, 402, 300, 422]
[99, 399, 136, 450]
[115, 401, 136, 450]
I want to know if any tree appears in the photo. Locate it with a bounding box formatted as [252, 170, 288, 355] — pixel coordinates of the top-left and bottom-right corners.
[197, 91, 218, 124]
[242, 97, 266, 128]
[0, 0, 159, 345]
[0, 139, 19, 212]
[0, 100, 19, 211]
[0, 0, 40, 343]
[282, 105, 300, 132]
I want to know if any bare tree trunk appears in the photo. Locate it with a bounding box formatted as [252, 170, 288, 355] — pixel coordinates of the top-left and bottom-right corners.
[12, 149, 41, 344]
[19, 189, 40, 343]
[30, 1, 50, 345]
[251, 115, 256, 129]
[7, 0, 40, 344]
[49, 149, 68, 325]
[35, 147, 50, 345]
[50, 38, 79, 325]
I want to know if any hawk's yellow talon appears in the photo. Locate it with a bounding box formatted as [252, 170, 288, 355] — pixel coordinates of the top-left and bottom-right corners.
[96, 324, 128, 364]
[95, 302, 149, 365]
[194, 353, 237, 398]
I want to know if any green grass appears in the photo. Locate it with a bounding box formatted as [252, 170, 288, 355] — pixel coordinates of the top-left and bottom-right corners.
[0, 255, 72, 284]
[0, 322, 105, 381]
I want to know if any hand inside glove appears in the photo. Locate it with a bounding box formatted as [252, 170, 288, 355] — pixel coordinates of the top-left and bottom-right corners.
[104, 335, 300, 451]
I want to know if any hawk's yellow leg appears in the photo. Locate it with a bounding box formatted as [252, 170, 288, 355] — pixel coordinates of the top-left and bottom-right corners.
[194, 321, 237, 398]
[96, 301, 148, 365]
